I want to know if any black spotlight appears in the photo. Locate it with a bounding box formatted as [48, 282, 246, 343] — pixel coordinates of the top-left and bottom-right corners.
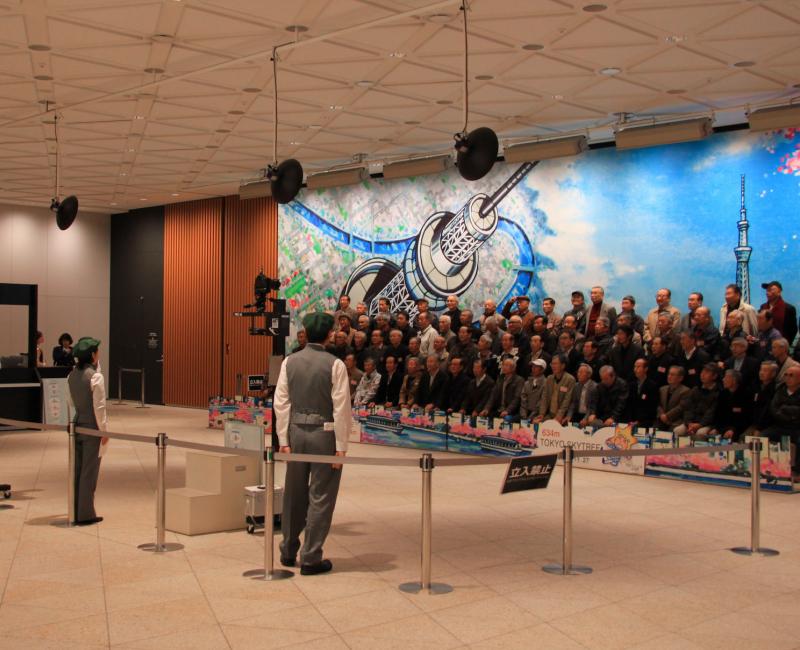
[50, 195, 79, 230]
[454, 127, 498, 181]
[268, 158, 303, 204]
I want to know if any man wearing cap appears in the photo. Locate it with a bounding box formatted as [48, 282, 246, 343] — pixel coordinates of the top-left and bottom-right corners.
[414, 297, 438, 331]
[274, 312, 352, 575]
[520, 358, 547, 420]
[67, 337, 108, 526]
[760, 281, 797, 347]
[501, 295, 534, 335]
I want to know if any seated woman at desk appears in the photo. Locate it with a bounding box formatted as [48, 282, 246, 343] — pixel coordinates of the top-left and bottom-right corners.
[53, 332, 74, 367]
[36, 331, 46, 367]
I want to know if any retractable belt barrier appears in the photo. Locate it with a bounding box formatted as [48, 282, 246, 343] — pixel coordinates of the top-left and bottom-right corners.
[0, 417, 781, 594]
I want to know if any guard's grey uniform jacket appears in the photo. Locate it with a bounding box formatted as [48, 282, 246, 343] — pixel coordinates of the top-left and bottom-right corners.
[67, 363, 108, 522]
[273, 343, 352, 565]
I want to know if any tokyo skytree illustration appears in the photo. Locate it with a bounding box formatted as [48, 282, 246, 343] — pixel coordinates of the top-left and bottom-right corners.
[735, 174, 752, 304]
[342, 161, 539, 319]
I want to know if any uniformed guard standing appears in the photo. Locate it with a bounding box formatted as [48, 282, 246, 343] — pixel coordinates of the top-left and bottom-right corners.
[274, 312, 352, 575]
[67, 337, 108, 526]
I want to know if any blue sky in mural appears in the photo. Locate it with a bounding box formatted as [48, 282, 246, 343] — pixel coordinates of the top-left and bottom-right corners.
[279, 127, 800, 323]
[531, 127, 800, 312]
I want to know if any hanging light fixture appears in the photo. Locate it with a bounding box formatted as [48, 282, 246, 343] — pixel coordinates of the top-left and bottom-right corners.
[266, 47, 303, 204]
[48, 111, 79, 230]
[452, 1, 498, 181]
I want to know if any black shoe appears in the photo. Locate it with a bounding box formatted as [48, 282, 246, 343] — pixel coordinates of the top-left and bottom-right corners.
[301, 559, 332, 576]
[75, 516, 103, 526]
[280, 556, 296, 567]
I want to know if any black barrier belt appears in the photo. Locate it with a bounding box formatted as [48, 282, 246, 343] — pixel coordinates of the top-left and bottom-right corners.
[573, 443, 748, 459]
[169, 438, 264, 458]
[74, 426, 157, 445]
[275, 451, 420, 467]
[0, 417, 66, 432]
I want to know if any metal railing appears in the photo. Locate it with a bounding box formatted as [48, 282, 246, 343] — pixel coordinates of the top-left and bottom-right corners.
[0, 417, 784, 594]
[117, 367, 147, 408]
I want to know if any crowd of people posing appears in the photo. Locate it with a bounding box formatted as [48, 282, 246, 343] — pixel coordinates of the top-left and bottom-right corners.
[291, 281, 800, 469]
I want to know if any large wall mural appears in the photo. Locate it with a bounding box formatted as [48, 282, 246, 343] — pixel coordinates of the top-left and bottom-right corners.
[278, 127, 800, 326]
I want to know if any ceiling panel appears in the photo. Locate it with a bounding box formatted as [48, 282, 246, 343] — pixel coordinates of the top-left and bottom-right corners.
[0, 0, 796, 211]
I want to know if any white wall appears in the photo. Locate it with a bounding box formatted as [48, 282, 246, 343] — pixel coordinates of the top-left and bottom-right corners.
[0, 202, 110, 375]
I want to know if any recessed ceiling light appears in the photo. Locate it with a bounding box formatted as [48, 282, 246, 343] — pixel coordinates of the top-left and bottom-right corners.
[388, 51, 405, 58]
[355, 80, 375, 88]
[242, 87, 261, 93]
[599, 67, 621, 76]
[29, 44, 51, 51]
[436, 99, 453, 105]
[309, 124, 322, 129]
[120, 172, 127, 176]
[733, 60, 756, 67]
[290, 141, 302, 145]
[427, 13, 454, 23]
[521, 43, 544, 51]
[664, 35, 687, 44]
[228, 109, 245, 115]
[285, 24, 309, 33]
[110, 202, 117, 205]
[582, 3, 608, 12]
[140, 198, 147, 201]
[475, 74, 493, 80]
[404, 120, 420, 125]
[127, 148, 135, 152]
[666, 88, 686, 94]
[215, 128, 231, 133]
[329, 105, 343, 111]
[33, 74, 53, 81]
[552, 94, 564, 100]
[171, 193, 180, 196]
[144, 67, 165, 74]
[134, 115, 145, 120]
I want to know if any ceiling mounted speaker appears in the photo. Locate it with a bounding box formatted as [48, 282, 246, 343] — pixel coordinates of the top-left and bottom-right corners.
[51, 195, 78, 230]
[269, 158, 303, 204]
[455, 127, 498, 181]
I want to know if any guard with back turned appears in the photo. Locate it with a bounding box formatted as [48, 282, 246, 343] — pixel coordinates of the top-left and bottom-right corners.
[273, 312, 352, 575]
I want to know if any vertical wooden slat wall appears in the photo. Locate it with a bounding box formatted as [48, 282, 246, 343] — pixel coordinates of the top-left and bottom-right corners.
[222, 195, 278, 396]
[163, 198, 223, 407]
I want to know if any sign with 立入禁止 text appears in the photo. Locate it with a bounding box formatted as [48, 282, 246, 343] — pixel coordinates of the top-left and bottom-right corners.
[500, 454, 558, 494]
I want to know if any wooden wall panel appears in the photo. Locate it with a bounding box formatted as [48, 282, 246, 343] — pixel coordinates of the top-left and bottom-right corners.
[163, 198, 223, 407]
[222, 195, 278, 396]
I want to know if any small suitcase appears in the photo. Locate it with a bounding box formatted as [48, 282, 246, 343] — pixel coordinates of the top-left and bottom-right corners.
[244, 484, 283, 534]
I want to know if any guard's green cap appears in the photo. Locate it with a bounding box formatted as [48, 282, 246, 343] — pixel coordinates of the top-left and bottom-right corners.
[73, 337, 100, 358]
[302, 312, 335, 343]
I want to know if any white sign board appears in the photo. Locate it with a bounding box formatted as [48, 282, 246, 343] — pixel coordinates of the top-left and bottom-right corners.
[534, 420, 646, 476]
[41, 377, 70, 426]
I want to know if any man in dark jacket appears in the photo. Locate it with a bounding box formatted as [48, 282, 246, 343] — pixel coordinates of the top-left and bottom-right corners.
[693, 306, 724, 361]
[713, 369, 752, 440]
[627, 358, 658, 428]
[723, 337, 760, 391]
[647, 336, 674, 388]
[676, 331, 711, 388]
[374, 354, 404, 407]
[579, 339, 606, 382]
[484, 357, 524, 420]
[461, 360, 495, 418]
[673, 363, 720, 439]
[415, 355, 449, 411]
[608, 325, 645, 381]
[657, 366, 691, 430]
[762, 365, 800, 472]
[444, 356, 471, 412]
[751, 361, 778, 431]
[592, 365, 629, 426]
[449, 326, 478, 373]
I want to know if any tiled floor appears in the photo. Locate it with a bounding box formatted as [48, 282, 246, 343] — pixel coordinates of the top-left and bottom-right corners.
[1, 404, 799, 649]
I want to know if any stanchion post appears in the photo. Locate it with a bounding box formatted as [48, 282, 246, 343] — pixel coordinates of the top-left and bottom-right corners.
[731, 438, 779, 557]
[244, 446, 293, 580]
[51, 421, 78, 526]
[400, 453, 453, 595]
[139, 433, 183, 553]
[543, 444, 592, 575]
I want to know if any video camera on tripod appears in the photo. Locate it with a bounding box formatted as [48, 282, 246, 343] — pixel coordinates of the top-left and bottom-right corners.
[234, 270, 290, 348]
